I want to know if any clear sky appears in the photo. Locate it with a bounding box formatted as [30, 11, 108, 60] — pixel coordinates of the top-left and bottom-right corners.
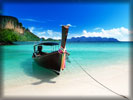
[3, 2, 130, 41]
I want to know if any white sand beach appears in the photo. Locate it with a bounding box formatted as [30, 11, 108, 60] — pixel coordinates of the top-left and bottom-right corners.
[3, 62, 129, 98]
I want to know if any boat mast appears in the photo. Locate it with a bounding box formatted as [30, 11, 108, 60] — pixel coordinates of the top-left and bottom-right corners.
[61, 25, 69, 49]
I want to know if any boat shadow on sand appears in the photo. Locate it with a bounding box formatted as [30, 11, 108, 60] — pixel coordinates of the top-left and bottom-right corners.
[21, 58, 58, 85]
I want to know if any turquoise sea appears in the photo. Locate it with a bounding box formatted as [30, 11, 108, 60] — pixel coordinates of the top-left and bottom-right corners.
[1, 42, 131, 88]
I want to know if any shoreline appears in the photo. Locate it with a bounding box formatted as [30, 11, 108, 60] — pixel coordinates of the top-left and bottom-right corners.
[0, 42, 14, 45]
[0, 41, 60, 45]
[4, 63, 129, 97]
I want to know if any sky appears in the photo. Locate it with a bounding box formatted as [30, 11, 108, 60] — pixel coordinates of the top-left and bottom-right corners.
[3, 2, 130, 41]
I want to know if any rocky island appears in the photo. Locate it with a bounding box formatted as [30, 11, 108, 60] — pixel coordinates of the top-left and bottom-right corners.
[67, 36, 119, 42]
[0, 16, 40, 45]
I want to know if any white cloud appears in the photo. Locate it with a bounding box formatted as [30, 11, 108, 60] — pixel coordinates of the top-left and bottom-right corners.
[39, 36, 48, 39]
[60, 24, 76, 27]
[52, 36, 61, 39]
[38, 31, 46, 36]
[29, 27, 35, 33]
[79, 27, 130, 41]
[47, 30, 53, 36]
[94, 27, 102, 30]
[24, 19, 37, 22]
[46, 30, 60, 38]
[29, 26, 130, 41]
[28, 27, 61, 40]
[67, 24, 72, 27]
[21, 18, 45, 23]
[67, 24, 76, 27]
[29, 26, 45, 37]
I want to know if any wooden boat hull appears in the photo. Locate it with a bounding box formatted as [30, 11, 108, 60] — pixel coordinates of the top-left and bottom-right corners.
[32, 51, 62, 74]
[32, 25, 69, 75]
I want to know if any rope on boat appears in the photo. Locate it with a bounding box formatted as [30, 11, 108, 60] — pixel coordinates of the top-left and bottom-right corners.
[71, 57, 129, 100]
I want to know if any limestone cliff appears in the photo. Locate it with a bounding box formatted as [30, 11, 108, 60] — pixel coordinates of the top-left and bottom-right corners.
[0, 16, 40, 43]
[0, 16, 25, 34]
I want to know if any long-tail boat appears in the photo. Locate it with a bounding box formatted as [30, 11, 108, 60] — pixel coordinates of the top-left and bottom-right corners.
[32, 25, 69, 75]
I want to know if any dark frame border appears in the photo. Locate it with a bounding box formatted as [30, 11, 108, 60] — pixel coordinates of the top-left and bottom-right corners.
[0, 0, 132, 100]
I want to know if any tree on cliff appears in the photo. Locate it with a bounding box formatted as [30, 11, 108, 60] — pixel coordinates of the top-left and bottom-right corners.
[0, 29, 18, 42]
[0, 29, 40, 43]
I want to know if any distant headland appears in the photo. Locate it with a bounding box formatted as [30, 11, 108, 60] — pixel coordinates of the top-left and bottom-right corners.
[67, 36, 119, 42]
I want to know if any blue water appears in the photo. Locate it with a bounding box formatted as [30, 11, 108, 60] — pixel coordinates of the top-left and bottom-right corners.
[1, 42, 131, 87]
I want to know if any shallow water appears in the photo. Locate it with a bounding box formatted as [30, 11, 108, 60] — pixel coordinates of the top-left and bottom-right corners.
[1, 42, 131, 88]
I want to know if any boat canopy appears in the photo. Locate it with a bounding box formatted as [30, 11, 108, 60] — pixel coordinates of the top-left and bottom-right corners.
[37, 42, 59, 46]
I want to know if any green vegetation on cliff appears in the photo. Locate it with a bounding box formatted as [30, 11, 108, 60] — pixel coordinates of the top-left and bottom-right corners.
[0, 16, 60, 44]
[0, 29, 18, 43]
[0, 29, 40, 43]
[0, 15, 40, 44]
